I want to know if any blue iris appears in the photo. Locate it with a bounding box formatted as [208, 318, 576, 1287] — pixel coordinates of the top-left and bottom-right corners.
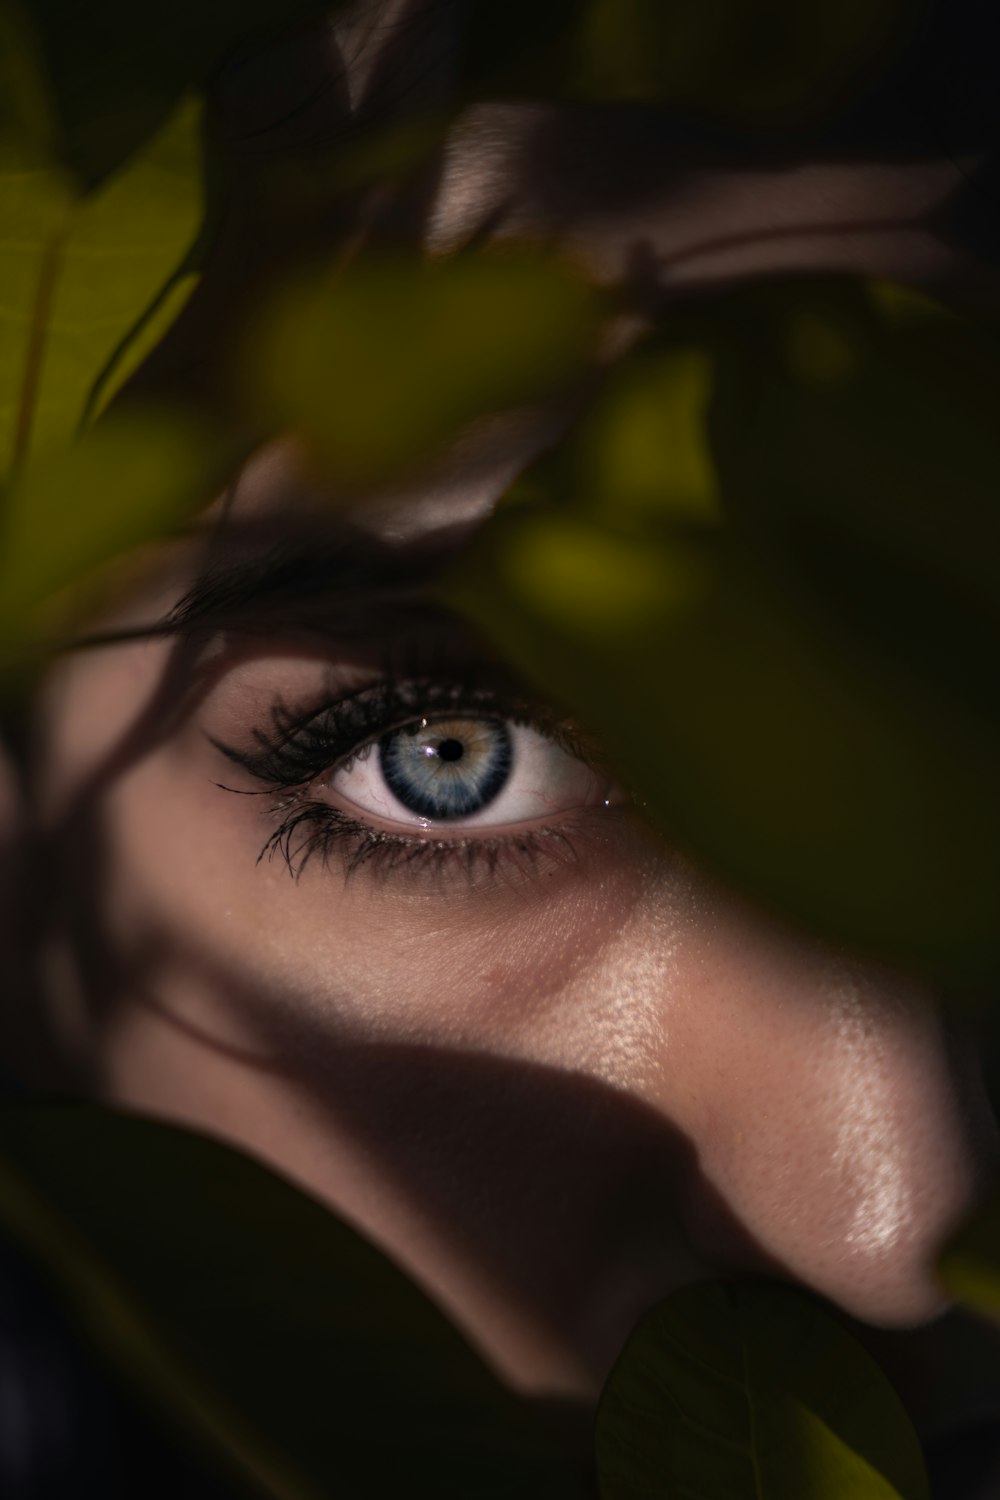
[379, 718, 513, 820]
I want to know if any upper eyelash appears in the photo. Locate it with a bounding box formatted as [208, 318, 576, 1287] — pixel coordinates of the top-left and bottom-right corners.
[210, 675, 581, 791]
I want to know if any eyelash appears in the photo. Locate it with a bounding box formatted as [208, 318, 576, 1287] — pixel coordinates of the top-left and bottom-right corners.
[212, 676, 597, 885]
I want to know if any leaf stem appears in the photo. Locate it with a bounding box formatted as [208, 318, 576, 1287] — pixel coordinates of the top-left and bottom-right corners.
[13, 227, 65, 470]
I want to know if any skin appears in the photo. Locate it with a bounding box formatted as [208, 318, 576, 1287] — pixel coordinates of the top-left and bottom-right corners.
[6, 0, 1000, 1454]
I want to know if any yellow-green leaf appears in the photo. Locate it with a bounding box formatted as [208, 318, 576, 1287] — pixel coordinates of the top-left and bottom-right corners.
[0, 400, 236, 641]
[939, 1193, 1000, 1327]
[242, 252, 600, 491]
[0, 95, 204, 478]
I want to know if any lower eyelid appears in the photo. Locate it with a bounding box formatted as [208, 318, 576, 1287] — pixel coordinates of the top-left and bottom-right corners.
[255, 794, 626, 890]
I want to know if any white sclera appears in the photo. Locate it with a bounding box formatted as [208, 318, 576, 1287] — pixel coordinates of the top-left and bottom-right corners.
[328, 719, 609, 831]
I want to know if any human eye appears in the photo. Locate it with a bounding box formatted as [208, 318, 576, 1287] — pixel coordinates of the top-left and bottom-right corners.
[211, 671, 621, 883]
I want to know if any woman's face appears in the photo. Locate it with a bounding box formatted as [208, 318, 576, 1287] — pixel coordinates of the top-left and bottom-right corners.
[13, 6, 1000, 1408]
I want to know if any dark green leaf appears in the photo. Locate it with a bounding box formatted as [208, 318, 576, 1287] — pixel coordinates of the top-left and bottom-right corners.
[0, 1102, 588, 1500]
[595, 1280, 929, 1499]
[445, 278, 1000, 981]
[14, 0, 343, 188]
[708, 277, 1000, 652]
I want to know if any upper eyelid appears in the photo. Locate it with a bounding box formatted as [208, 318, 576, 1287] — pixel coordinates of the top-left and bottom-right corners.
[278, 675, 536, 749]
[210, 674, 591, 789]
[201, 620, 529, 773]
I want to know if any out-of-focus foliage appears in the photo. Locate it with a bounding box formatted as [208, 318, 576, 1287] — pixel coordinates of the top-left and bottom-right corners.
[0, 401, 239, 641]
[5, 0, 341, 187]
[0, 0, 345, 644]
[464, 0, 923, 128]
[242, 252, 601, 490]
[0, 1103, 590, 1500]
[939, 1192, 1000, 1327]
[447, 277, 1000, 984]
[0, 96, 204, 474]
[595, 1280, 929, 1499]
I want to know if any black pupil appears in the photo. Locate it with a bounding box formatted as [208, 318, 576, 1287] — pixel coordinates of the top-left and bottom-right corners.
[379, 717, 513, 820]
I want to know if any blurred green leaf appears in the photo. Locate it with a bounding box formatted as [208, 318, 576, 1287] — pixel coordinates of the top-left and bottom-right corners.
[0, 0, 56, 150]
[596, 1280, 929, 1499]
[939, 1192, 1000, 1326]
[447, 278, 1000, 981]
[0, 399, 238, 642]
[0, 95, 204, 477]
[465, 0, 921, 129]
[708, 277, 1000, 646]
[243, 252, 600, 490]
[552, 343, 723, 529]
[0, 1101, 589, 1500]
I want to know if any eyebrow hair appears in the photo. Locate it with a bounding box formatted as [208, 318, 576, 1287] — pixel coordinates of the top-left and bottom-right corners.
[61, 525, 459, 655]
[170, 530, 443, 626]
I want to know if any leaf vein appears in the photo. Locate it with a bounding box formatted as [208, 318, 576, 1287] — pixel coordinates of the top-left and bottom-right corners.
[655, 1327, 746, 1392]
[642, 1384, 753, 1460]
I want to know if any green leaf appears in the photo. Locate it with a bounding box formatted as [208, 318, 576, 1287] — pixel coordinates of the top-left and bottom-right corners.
[938, 1192, 1000, 1326]
[0, 1102, 588, 1500]
[242, 252, 600, 490]
[0, 0, 56, 149]
[595, 1281, 929, 1499]
[0, 399, 238, 642]
[0, 95, 204, 477]
[708, 277, 1000, 652]
[446, 278, 1000, 982]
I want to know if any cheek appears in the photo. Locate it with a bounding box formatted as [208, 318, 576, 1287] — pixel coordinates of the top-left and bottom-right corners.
[90, 718, 658, 1062]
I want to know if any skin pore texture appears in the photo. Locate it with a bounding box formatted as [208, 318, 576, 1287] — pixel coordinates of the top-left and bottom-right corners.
[9, 0, 1000, 1454]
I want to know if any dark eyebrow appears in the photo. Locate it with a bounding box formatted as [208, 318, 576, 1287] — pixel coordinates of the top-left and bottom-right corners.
[61, 525, 461, 655]
[169, 530, 445, 630]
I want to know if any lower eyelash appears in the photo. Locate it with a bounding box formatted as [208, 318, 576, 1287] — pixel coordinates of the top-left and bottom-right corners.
[259, 793, 583, 887]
